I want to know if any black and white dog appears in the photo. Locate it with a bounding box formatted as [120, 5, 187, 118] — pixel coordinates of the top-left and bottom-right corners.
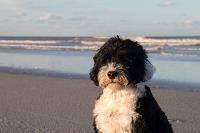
[90, 36, 173, 133]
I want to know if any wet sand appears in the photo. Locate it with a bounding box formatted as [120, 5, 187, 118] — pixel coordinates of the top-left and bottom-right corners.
[0, 72, 199, 133]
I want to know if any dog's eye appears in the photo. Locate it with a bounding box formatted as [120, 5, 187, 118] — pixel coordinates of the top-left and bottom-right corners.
[113, 63, 120, 68]
[100, 64, 108, 70]
[125, 66, 130, 69]
[117, 65, 129, 70]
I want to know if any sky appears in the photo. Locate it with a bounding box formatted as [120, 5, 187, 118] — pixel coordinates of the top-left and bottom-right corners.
[0, 0, 200, 37]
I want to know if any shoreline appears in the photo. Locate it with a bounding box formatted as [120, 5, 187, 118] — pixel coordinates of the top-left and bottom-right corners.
[0, 48, 200, 87]
[0, 72, 199, 132]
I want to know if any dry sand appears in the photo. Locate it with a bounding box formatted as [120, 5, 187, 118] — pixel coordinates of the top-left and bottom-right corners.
[0, 72, 199, 133]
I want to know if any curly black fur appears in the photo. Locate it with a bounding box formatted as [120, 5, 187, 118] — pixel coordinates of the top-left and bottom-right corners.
[90, 36, 149, 86]
[133, 86, 173, 133]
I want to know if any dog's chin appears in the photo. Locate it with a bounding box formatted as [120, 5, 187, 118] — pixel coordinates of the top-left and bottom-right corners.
[104, 81, 126, 92]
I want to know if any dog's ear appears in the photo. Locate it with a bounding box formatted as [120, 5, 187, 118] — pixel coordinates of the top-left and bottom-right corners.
[89, 55, 99, 86]
[134, 45, 155, 82]
[89, 70, 99, 86]
[123, 41, 155, 84]
[144, 60, 156, 81]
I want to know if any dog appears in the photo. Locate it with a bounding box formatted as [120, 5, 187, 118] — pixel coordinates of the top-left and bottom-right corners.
[89, 36, 173, 133]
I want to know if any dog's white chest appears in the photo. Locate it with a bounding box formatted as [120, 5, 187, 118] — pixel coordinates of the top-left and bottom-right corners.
[93, 87, 139, 133]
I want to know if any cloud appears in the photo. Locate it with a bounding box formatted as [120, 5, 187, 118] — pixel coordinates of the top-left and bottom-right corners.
[0, 0, 17, 6]
[36, 13, 63, 22]
[153, 19, 200, 27]
[184, 20, 193, 25]
[67, 16, 96, 22]
[164, 0, 174, 7]
[20, 12, 28, 17]
[183, 19, 200, 26]
[67, 17, 85, 22]
[0, 0, 25, 10]
[159, 0, 175, 7]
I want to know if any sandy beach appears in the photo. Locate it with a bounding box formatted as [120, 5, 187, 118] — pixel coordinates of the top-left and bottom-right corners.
[0, 72, 199, 133]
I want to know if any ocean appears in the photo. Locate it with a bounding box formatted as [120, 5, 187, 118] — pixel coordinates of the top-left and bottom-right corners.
[1, 36, 200, 55]
[0, 36, 200, 90]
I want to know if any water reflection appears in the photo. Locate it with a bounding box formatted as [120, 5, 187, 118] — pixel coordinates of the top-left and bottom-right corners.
[0, 49, 199, 84]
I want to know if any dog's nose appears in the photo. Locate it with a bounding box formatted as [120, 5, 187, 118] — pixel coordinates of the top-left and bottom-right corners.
[107, 71, 118, 79]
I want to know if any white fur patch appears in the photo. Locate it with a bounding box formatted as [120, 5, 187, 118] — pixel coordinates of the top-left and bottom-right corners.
[93, 85, 146, 133]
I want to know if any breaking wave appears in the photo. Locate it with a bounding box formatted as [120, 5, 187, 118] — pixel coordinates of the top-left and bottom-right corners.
[0, 36, 200, 56]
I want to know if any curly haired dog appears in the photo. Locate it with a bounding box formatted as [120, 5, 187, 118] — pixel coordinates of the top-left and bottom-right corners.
[89, 36, 173, 133]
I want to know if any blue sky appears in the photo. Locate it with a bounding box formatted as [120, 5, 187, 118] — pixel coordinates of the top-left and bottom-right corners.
[0, 0, 200, 36]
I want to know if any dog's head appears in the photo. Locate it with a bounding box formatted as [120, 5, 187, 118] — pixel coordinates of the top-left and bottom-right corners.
[90, 36, 155, 89]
